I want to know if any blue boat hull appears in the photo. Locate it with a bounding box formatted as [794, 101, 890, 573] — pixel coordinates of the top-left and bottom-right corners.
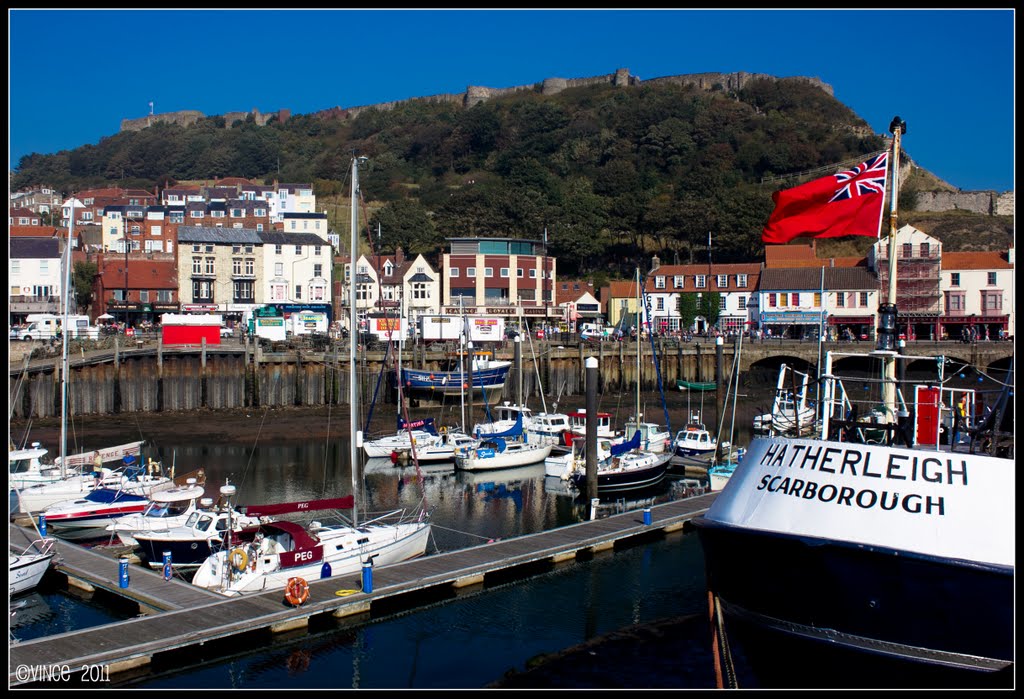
[694, 517, 1013, 688]
[401, 366, 509, 398]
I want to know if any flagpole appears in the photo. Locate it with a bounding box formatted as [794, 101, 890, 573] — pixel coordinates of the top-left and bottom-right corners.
[880, 117, 906, 419]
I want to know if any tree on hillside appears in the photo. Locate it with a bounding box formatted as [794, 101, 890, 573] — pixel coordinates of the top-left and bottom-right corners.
[367, 199, 439, 255]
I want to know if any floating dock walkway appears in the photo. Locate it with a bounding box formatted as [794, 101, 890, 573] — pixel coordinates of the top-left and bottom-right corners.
[9, 492, 718, 686]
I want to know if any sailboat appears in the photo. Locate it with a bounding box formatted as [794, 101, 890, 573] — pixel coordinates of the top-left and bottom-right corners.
[567, 270, 671, 494]
[9, 537, 57, 597]
[11, 203, 156, 509]
[694, 119, 1013, 687]
[191, 156, 431, 597]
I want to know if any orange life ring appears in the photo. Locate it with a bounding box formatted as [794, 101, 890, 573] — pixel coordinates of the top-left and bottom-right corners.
[285, 576, 310, 607]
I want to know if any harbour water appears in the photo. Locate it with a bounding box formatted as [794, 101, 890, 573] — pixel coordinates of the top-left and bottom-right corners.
[10, 361, 1004, 688]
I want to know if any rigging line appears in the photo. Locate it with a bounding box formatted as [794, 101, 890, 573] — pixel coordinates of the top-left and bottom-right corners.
[239, 389, 274, 494]
[322, 393, 334, 499]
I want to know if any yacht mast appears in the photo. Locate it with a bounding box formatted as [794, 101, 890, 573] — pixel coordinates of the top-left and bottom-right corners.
[879, 117, 906, 416]
[349, 156, 366, 527]
[60, 196, 74, 479]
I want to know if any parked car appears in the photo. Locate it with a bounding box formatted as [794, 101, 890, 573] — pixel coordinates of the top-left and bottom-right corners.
[220, 326, 233, 337]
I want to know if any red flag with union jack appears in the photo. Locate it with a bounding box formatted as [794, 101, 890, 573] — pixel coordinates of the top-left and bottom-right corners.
[762, 151, 888, 244]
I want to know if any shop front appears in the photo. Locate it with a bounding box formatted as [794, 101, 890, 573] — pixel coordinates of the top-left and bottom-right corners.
[938, 314, 1009, 342]
[107, 302, 180, 327]
[827, 315, 875, 342]
[761, 311, 826, 340]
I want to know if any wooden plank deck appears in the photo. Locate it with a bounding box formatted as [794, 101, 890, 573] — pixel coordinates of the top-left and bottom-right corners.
[8, 492, 718, 685]
[10, 523, 224, 612]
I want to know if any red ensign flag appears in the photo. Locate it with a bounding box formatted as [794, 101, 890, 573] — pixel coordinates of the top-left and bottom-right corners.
[762, 152, 888, 244]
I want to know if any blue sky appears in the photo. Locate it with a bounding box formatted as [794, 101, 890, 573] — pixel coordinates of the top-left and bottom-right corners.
[8, 9, 1015, 192]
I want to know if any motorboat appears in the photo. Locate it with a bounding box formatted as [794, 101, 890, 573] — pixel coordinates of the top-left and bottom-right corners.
[707, 447, 746, 492]
[623, 415, 672, 454]
[671, 414, 723, 462]
[9, 443, 76, 491]
[474, 403, 571, 447]
[563, 409, 619, 445]
[392, 428, 478, 463]
[400, 350, 511, 402]
[9, 537, 57, 596]
[105, 480, 206, 546]
[133, 483, 264, 570]
[15, 455, 169, 515]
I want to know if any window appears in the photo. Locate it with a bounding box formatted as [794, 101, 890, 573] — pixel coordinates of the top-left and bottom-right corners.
[205, 245, 214, 253]
[449, 268, 460, 277]
[192, 280, 213, 301]
[902, 243, 913, 258]
[768, 293, 776, 308]
[290, 221, 297, 230]
[836, 291, 845, 308]
[981, 291, 1002, 312]
[738, 296, 747, 310]
[231, 208, 243, 218]
[779, 294, 788, 308]
[484, 267, 493, 278]
[719, 296, 727, 310]
[695, 275, 706, 289]
[295, 245, 302, 255]
[529, 269, 537, 279]
[412, 283, 429, 300]
[717, 275, 728, 288]
[205, 258, 215, 275]
[860, 292, 869, 307]
[500, 268, 509, 278]
[314, 246, 321, 256]
[791, 293, 800, 306]
[234, 280, 255, 302]
[518, 289, 536, 302]
[157, 290, 173, 303]
[190, 209, 204, 218]
[950, 272, 960, 287]
[814, 292, 822, 307]
[920, 242, 930, 257]
[987, 272, 997, 285]
[233, 258, 243, 275]
[313, 264, 322, 277]
[245, 259, 254, 276]
[39, 260, 49, 275]
[655, 276, 665, 289]
[256, 224, 264, 231]
[517, 268, 524, 278]
[295, 284, 302, 299]
[275, 244, 283, 255]
[673, 275, 684, 289]
[192, 257, 203, 274]
[656, 297, 664, 310]
[274, 263, 284, 276]
[233, 245, 242, 254]
[150, 225, 161, 236]
[11, 260, 20, 274]
[736, 274, 747, 288]
[945, 292, 965, 312]
[467, 267, 476, 277]
[193, 244, 201, 253]
[140, 290, 149, 303]
[113, 290, 125, 301]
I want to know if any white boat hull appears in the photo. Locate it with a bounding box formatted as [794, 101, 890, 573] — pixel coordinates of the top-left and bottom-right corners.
[191, 521, 431, 595]
[455, 444, 552, 471]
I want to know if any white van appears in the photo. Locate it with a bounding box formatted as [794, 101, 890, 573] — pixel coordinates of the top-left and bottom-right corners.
[11, 314, 99, 341]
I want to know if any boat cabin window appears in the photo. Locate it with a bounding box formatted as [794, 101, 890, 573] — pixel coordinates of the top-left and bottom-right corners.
[10, 458, 33, 474]
[214, 518, 229, 531]
[185, 512, 200, 527]
[144, 502, 169, 517]
[195, 515, 214, 532]
[357, 537, 370, 545]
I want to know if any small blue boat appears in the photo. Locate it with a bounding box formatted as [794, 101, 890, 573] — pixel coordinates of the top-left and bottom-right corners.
[400, 351, 511, 401]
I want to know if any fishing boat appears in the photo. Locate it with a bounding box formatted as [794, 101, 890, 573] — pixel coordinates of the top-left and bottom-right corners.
[671, 413, 723, 462]
[677, 379, 716, 392]
[400, 349, 511, 402]
[104, 480, 206, 546]
[751, 364, 817, 437]
[9, 537, 57, 596]
[694, 121, 1014, 688]
[191, 157, 432, 598]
